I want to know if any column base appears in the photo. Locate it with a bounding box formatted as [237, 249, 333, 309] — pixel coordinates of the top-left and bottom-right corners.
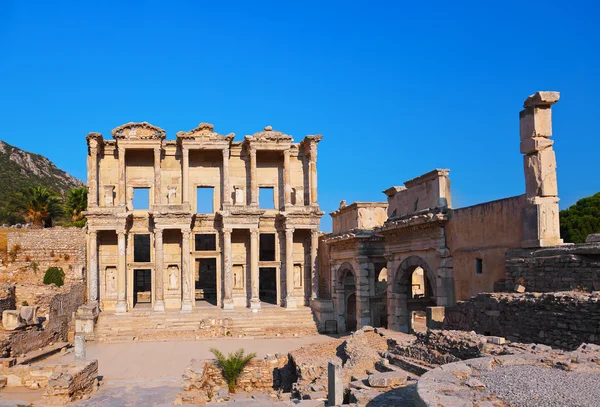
[154, 300, 165, 312]
[181, 300, 193, 312]
[285, 296, 297, 309]
[250, 298, 261, 312]
[115, 301, 128, 314]
[222, 299, 235, 311]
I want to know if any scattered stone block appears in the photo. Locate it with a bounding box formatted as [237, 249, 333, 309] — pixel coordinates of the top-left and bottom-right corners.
[488, 337, 506, 345]
[514, 284, 526, 293]
[327, 361, 343, 406]
[586, 234, 600, 243]
[2, 310, 21, 330]
[367, 371, 407, 388]
[0, 358, 16, 368]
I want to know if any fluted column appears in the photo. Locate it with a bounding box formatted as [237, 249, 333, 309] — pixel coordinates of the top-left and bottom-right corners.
[285, 227, 296, 309]
[222, 147, 231, 207]
[181, 230, 193, 312]
[310, 229, 319, 300]
[250, 229, 260, 311]
[182, 147, 189, 205]
[154, 228, 165, 311]
[283, 149, 291, 206]
[88, 144, 98, 207]
[222, 228, 234, 310]
[154, 147, 162, 207]
[118, 146, 126, 206]
[309, 144, 318, 205]
[88, 230, 98, 303]
[249, 146, 257, 206]
[116, 231, 128, 313]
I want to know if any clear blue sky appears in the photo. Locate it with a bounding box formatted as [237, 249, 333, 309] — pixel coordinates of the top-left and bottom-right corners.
[1, 1, 598, 231]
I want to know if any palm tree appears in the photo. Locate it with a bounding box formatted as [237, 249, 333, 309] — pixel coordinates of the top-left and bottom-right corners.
[3, 186, 63, 228]
[64, 187, 88, 222]
[210, 348, 256, 393]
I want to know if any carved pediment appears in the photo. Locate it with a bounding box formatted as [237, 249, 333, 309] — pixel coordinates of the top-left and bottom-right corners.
[112, 122, 166, 140]
[176, 123, 234, 142]
[246, 126, 293, 142]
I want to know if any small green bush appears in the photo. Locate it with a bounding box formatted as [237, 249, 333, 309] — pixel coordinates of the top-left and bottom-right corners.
[210, 348, 256, 393]
[22, 300, 29, 306]
[43, 267, 65, 287]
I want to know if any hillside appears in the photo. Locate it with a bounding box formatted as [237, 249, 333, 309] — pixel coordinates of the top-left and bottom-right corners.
[0, 140, 84, 203]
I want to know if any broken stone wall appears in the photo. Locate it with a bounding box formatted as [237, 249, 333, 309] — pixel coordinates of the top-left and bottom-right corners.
[0, 283, 15, 320]
[446, 195, 525, 301]
[505, 243, 600, 292]
[330, 202, 388, 234]
[4, 228, 86, 285]
[443, 291, 600, 350]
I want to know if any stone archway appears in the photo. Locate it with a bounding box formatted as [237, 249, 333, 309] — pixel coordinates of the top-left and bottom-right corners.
[390, 256, 437, 333]
[334, 263, 357, 333]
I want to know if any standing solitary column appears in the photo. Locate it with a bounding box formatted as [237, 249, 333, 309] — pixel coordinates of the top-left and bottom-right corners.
[116, 231, 128, 313]
[154, 147, 162, 207]
[117, 146, 126, 206]
[249, 146, 257, 205]
[285, 227, 296, 309]
[222, 147, 231, 206]
[310, 229, 319, 300]
[222, 228, 234, 310]
[283, 149, 291, 206]
[309, 144, 318, 205]
[154, 228, 165, 312]
[88, 230, 98, 304]
[181, 230, 193, 312]
[182, 147, 189, 205]
[250, 229, 260, 311]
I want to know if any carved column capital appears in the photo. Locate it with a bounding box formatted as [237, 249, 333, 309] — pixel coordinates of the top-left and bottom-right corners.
[222, 227, 232, 235]
[250, 228, 259, 238]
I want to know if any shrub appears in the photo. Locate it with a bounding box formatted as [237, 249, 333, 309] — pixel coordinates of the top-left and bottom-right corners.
[8, 243, 21, 262]
[210, 348, 256, 393]
[43, 267, 65, 287]
[22, 300, 29, 306]
[31, 261, 39, 274]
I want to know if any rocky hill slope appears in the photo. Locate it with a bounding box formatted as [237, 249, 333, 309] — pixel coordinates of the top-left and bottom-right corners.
[0, 140, 83, 202]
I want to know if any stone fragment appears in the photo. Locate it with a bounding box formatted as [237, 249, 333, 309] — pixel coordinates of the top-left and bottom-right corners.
[488, 336, 506, 345]
[367, 371, 407, 388]
[520, 136, 554, 154]
[514, 284, 526, 293]
[523, 149, 557, 198]
[0, 358, 16, 368]
[327, 362, 343, 406]
[523, 91, 560, 108]
[586, 234, 600, 243]
[74, 334, 86, 361]
[2, 310, 20, 330]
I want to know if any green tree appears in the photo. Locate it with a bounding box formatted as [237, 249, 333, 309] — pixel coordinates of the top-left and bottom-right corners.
[560, 192, 600, 243]
[2, 186, 63, 228]
[43, 267, 65, 287]
[64, 187, 88, 225]
[210, 348, 256, 393]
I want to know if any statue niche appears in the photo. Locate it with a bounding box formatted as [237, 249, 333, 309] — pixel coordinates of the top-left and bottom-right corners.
[168, 265, 179, 289]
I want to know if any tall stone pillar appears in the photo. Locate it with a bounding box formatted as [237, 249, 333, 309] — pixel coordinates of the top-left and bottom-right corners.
[250, 229, 260, 311]
[88, 143, 98, 207]
[309, 144, 318, 205]
[520, 91, 563, 248]
[154, 147, 162, 207]
[283, 149, 291, 206]
[222, 147, 231, 206]
[88, 230, 98, 304]
[117, 147, 126, 207]
[182, 147, 189, 205]
[285, 227, 297, 309]
[116, 231, 128, 313]
[154, 228, 165, 312]
[310, 229, 319, 300]
[249, 146, 258, 206]
[357, 258, 373, 329]
[181, 230, 193, 312]
[222, 228, 234, 310]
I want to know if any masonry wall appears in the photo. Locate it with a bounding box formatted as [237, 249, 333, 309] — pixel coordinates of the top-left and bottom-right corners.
[443, 292, 600, 350]
[445, 195, 525, 301]
[386, 170, 451, 218]
[505, 243, 600, 292]
[0, 284, 15, 320]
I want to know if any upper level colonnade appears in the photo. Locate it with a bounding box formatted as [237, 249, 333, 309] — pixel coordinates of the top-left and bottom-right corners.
[85, 122, 322, 214]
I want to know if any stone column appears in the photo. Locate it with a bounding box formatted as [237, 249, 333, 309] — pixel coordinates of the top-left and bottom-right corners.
[182, 147, 189, 205]
[116, 231, 127, 313]
[310, 229, 319, 300]
[249, 146, 258, 206]
[283, 149, 291, 206]
[520, 91, 563, 248]
[250, 229, 260, 311]
[88, 230, 98, 304]
[181, 230, 193, 312]
[357, 258, 373, 329]
[222, 147, 231, 206]
[222, 228, 234, 310]
[154, 228, 165, 312]
[285, 227, 296, 309]
[88, 143, 98, 207]
[309, 144, 318, 205]
[117, 146, 126, 206]
[154, 147, 162, 207]
[74, 334, 86, 361]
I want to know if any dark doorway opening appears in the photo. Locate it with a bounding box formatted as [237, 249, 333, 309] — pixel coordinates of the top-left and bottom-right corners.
[134, 269, 151, 307]
[346, 293, 357, 332]
[259, 267, 277, 304]
[259, 234, 275, 261]
[195, 258, 217, 305]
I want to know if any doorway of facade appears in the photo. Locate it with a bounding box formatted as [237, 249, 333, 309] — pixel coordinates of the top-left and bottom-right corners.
[195, 258, 217, 306]
[134, 269, 152, 307]
[259, 267, 277, 304]
[346, 293, 357, 332]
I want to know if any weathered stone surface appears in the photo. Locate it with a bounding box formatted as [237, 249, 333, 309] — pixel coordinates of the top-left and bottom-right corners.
[367, 371, 407, 388]
[523, 149, 558, 198]
[523, 91, 560, 108]
[327, 362, 343, 406]
[586, 233, 600, 243]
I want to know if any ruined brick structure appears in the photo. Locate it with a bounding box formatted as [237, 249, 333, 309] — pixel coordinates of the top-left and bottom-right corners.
[84, 123, 323, 313]
[315, 91, 566, 333]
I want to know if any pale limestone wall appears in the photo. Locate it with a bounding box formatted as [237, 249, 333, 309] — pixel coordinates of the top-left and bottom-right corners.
[331, 203, 388, 234]
[385, 169, 451, 218]
[445, 195, 525, 300]
[98, 145, 118, 206]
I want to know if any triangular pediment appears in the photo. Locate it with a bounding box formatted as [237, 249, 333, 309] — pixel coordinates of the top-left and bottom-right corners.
[247, 126, 293, 142]
[112, 122, 166, 140]
[176, 123, 234, 142]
